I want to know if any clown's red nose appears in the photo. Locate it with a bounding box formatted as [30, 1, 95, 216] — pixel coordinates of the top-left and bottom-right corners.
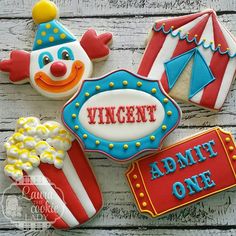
[50, 62, 67, 77]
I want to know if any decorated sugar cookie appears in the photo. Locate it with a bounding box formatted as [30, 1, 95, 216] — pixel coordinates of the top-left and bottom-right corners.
[62, 70, 181, 162]
[126, 127, 236, 217]
[138, 9, 236, 111]
[0, 0, 112, 99]
[4, 117, 103, 229]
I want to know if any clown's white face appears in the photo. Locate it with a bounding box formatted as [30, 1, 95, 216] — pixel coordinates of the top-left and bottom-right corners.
[30, 41, 93, 99]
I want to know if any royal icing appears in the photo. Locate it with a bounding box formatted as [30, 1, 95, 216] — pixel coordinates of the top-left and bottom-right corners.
[4, 117, 103, 229]
[4, 117, 74, 180]
[0, 0, 112, 99]
[126, 127, 236, 217]
[138, 9, 236, 111]
[62, 69, 181, 162]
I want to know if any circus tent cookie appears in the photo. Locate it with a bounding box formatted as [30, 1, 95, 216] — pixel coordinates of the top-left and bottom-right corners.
[0, 0, 112, 99]
[62, 69, 181, 162]
[4, 117, 103, 229]
[126, 127, 236, 217]
[138, 9, 236, 111]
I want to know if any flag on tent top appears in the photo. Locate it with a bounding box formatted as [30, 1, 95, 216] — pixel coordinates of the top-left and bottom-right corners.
[138, 9, 236, 111]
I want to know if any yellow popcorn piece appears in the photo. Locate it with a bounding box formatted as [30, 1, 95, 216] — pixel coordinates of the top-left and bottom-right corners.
[56, 150, 66, 159]
[15, 159, 23, 169]
[7, 156, 18, 164]
[12, 132, 24, 142]
[22, 162, 33, 171]
[18, 128, 25, 134]
[47, 147, 56, 156]
[45, 123, 60, 134]
[50, 136, 71, 150]
[24, 127, 36, 136]
[28, 154, 40, 167]
[7, 137, 16, 144]
[40, 151, 54, 164]
[19, 149, 30, 161]
[4, 164, 15, 172]
[4, 164, 23, 181]
[35, 140, 50, 154]
[59, 129, 68, 136]
[36, 125, 49, 138]
[23, 136, 36, 149]
[17, 117, 26, 126]
[54, 157, 63, 169]
[15, 142, 24, 149]
[24, 117, 39, 127]
[7, 145, 20, 158]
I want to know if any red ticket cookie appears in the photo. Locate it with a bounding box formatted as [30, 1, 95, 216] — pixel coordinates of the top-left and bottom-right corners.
[126, 127, 236, 217]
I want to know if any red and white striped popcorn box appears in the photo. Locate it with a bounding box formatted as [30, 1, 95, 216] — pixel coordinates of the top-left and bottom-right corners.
[138, 9, 236, 111]
[3, 117, 102, 229]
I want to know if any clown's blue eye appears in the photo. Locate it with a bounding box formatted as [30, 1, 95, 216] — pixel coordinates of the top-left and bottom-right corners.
[62, 51, 71, 60]
[43, 55, 51, 65]
[38, 52, 53, 69]
[58, 47, 74, 61]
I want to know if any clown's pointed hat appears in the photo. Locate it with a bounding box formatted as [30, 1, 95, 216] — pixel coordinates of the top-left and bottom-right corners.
[32, 0, 76, 51]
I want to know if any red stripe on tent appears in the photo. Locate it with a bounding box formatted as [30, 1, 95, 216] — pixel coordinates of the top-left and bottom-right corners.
[161, 13, 210, 92]
[138, 31, 167, 76]
[39, 163, 89, 224]
[137, 10, 214, 77]
[68, 141, 103, 212]
[156, 10, 213, 30]
[200, 13, 229, 109]
[14, 174, 69, 229]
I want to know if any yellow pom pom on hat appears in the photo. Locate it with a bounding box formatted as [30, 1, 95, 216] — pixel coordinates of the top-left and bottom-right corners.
[32, 0, 76, 50]
[32, 0, 58, 24]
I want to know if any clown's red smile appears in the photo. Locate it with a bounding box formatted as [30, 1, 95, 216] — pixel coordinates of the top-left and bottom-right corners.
[34, 60, 84, 93]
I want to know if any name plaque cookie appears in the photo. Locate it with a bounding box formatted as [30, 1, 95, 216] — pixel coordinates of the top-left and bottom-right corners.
[126, 127, 236, 217]
[62, 69, 181, 162]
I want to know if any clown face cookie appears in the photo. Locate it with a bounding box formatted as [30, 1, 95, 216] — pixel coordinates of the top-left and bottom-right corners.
[4, 117, 103, 229]
[0, 0, 112, 99]
[30, 40, 92, 99]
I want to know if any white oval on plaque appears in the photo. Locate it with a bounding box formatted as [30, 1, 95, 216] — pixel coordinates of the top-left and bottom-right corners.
[79, 89, 165, 142]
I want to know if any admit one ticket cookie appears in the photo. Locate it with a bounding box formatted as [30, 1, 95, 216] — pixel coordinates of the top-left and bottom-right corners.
[126, 127, 236, 217]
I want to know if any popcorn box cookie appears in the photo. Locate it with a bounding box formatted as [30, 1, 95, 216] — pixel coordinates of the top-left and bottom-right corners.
[138, 9, 236, 111]
[126, 127, 236, 217]
[4, 117, 102, 229]
[62, 69, 181, 162]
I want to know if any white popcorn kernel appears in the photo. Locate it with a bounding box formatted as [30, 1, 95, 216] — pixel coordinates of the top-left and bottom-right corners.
[36, 125, 50, 139]
[35, 141, 50, 155]
[7, 146, 20, 158]
[23, 138, 36, 150]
